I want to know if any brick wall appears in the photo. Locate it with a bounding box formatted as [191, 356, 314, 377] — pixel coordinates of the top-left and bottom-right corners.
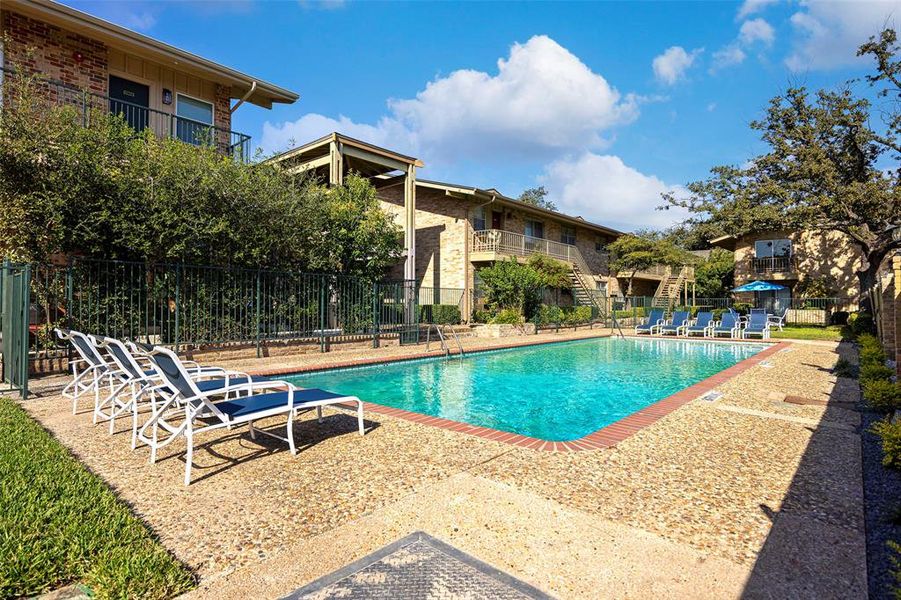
[880, 254, 901, 375]
[2, 10, 108, 95]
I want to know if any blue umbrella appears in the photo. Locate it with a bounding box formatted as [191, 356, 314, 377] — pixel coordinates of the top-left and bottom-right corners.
[732, 280, 786, 292]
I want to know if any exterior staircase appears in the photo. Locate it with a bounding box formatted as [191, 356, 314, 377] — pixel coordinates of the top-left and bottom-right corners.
[651, 267, 689, 309]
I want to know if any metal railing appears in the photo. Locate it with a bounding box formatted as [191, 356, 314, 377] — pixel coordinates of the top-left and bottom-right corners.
[752, 256, 796, 274]
[471, 229, 597, 265]
[1, 67, 252, 160]
[22, 258, 418, 364]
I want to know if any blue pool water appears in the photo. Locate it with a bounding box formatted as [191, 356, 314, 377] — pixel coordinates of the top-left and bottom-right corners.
[285, 338, 765, 441]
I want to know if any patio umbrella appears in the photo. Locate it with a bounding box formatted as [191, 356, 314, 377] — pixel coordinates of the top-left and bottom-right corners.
[732, 280, 786, 292]
[732, 280, 786, 311]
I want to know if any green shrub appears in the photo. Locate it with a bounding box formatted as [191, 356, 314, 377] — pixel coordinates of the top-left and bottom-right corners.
[472, 309, 493, 323]
[890, 541, 901, 600]
[831, 311, 850, 325]
[419, 304, 461, 325]
[490, 308, 524, 325]
[0, 398, 194, 598]
[861, 344, 889, 367]
[872, 419, 901, 469]
[860, 363, 895, 385]
[564, 305, 593, 325]
[833, 358, 858, 379]
[848, 311, 876, 337]
[864, 380, 901, 413]
[536, 304, 564, 325]
[733, 302, 753, 315]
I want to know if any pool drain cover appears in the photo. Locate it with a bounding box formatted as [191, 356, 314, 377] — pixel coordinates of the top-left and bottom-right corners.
[282, 531, 553, 600]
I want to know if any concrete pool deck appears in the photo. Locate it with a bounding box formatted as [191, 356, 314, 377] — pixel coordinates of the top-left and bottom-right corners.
[21, 330, 865, 598]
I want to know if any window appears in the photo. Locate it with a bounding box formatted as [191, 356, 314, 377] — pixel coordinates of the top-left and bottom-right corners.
[473, 206, 486, 231]
[524, 220, 544, 239]
[176, 94, 214, 145]
[754, 239, 792, 258]
[595, 237, 607, 252]
[596, 280, 608, 295]
[561, 226, 576, 245]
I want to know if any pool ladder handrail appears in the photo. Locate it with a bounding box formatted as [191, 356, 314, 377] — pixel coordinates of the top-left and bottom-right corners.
[425, 324, 465, 358]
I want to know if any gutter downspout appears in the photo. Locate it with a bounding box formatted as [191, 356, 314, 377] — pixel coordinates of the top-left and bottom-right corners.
[230, 81, 257, 114]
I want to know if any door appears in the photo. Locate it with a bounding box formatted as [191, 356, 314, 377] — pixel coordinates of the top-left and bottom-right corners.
[109, 75, 150, 132]
[491, 211, 503, 230]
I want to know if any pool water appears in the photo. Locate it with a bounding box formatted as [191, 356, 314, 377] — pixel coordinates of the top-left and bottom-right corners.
[285, 338, 765, 441]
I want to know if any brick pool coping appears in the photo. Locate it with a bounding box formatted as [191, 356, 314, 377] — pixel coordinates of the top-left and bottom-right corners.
[250, 336, 790, 452]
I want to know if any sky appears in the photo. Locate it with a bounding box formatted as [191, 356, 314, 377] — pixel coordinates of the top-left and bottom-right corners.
[64, 0, 901, 232]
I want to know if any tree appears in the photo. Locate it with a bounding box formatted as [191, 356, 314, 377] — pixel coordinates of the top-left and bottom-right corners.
[665, 29, 901, 309]
[526, 254, 572, 288]
[477, 258, 544, 318]
[608, 232, 690, 296]
[518, 186, 557, 211]
[694, 248, 735, 297]
[0, 70, 402, 279]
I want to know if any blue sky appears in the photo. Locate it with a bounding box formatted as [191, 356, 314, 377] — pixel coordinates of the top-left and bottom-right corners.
[65, 0, 900, 231]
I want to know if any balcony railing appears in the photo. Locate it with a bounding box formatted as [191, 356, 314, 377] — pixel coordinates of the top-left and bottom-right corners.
[753, 256, 796, 274]
[472, 229, 592, 264]
[1, 67, 252, 160]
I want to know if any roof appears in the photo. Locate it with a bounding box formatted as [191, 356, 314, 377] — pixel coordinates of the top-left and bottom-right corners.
[269, 132, 423, 171]
[709, 234, 737, 251]
[417, 179, 625, 238]
[4, 0, 299, 109]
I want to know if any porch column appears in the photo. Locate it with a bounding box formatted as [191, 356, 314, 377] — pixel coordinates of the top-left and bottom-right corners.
[328, 139, 343, 186]
[404, 163, 416, 281]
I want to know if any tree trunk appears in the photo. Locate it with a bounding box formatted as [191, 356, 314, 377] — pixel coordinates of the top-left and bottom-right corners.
[627, 271, 636, 297]
[857, 256, 882, 315]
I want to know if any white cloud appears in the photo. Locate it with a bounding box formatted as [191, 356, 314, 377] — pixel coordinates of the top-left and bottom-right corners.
[711, 45, 747, 71]
[737, 0, 780, 20]
[540, 153, 690, 231]
[652, 46, 702, 85]
[786, 0, 901, 71]
[261, 35, 638, 159]
[298, 0, 346, 9]
[739, 18, 776, 46]
[706, 102, 717, 112]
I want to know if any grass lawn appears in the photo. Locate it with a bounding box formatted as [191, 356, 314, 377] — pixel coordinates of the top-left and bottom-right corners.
[770, 325, 847, 341]
[0, 397, 194, 599]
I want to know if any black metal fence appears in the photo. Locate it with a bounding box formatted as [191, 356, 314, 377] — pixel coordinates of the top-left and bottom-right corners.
[26, 258, 419, 360]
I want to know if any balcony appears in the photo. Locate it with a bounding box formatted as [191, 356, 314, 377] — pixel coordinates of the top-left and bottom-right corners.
[2, 67, 252, 160]
[752, 255, 797, 276]
[471, 229, 592, 264]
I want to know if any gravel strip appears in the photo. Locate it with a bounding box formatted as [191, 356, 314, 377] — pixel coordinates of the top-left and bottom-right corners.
[862, 406, 901, 599]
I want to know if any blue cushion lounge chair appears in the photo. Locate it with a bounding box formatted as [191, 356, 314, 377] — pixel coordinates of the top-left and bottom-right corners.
[635, 309, 665, 335]
[141, 346, 365, 485]
[685, 311, 714, 337]
[659, 311, 691, 336]
[742, 311, 771, 339]
[711, 312, 742, 338]
[55, 328, 109, 415]
[91, 335, 252, 449]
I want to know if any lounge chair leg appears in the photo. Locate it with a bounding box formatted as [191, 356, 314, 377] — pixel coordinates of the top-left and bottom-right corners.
[248, 420, 256, 440]
[357, 401, 365, 436]
[317, 406, 323, 423]
[184, 428, 193, 486]
[287, 411, 297, 455]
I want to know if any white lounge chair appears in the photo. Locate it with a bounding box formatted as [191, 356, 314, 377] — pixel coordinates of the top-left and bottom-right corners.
[140, 346, 365, 485]
[55, 328, 110, 414]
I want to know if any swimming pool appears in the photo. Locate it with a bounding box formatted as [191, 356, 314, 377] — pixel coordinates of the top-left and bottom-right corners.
[285, 338, 766, 442]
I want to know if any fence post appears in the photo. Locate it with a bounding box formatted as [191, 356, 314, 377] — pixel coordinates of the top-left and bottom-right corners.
[319, 278, 327, 353]
[65, 257, 74, 330]
[174, 263, 181, 353]
[372, 282, 380, 349]
[255, 270, 261, 358]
